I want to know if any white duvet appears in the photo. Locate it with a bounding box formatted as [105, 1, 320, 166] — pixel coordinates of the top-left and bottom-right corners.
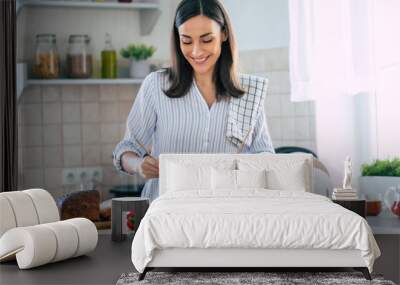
[131, 190, 380, 273]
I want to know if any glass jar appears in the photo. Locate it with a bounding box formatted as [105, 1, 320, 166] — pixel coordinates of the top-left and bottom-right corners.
[66, 34, 93, 78]
[33, 34, 60, 79]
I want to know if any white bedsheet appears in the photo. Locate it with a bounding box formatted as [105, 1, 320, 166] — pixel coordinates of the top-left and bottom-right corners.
[131, 190, 380, 273]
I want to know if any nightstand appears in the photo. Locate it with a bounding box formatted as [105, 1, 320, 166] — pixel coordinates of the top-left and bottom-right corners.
[332, 199, 366, 218]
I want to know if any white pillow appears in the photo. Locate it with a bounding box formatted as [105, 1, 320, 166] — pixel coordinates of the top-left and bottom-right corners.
[211, 168, 237, 190]
[265, 161, 307, 191]
[238, 158, 310, 191]
[166, 162, 212, 191]
[236, 169, 268, 189]
[211, 168, 268, 190]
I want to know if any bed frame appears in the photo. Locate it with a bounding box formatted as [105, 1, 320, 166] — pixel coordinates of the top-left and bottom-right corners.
[138, 248, 371, 280]
[137, 154, 372, 281]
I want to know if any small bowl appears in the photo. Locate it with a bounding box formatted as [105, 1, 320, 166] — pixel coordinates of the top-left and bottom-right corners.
[366, 200, 382, 216]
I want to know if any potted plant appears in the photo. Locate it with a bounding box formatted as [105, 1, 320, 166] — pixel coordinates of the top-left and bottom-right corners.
[120, 43, 156, 78]
[359, 158, 400, 202]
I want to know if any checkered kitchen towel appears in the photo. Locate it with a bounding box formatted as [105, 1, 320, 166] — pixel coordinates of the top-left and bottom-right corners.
[226, 74, 269, 148]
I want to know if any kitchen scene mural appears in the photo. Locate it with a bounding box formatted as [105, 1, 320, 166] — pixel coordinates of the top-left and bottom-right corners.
[16, 0, 316, 221]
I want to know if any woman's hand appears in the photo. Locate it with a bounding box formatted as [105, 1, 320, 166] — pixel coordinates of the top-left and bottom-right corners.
[121, 152, 159, 179]
[141, 156, 159, 179]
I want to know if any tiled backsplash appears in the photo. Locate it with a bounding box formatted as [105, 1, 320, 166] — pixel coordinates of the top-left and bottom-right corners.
[18, 47, 316, 201]
[18, 84, 145, 200]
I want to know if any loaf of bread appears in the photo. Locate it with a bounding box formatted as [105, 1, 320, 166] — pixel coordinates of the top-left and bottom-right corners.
[56, 190, 100, 221]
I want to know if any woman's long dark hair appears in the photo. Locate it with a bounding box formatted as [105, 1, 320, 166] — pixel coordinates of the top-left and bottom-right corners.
[164, 0, 245, 99]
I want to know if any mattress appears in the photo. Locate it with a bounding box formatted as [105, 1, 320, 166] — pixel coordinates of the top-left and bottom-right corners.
[131, 189, 380, 273]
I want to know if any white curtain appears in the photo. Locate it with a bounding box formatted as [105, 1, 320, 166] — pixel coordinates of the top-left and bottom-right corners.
[289, 0, 377, 101]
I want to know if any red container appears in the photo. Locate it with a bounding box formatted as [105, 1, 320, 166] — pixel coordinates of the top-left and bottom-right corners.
[366, 201, 382, 216]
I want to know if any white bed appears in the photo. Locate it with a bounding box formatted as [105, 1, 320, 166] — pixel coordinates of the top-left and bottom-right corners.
[131, 154, 380, 280]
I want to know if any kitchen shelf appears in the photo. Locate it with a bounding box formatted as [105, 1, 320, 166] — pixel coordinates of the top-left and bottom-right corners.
[27, 78, 144, 85]
[17, 61, 145, 100]
[23, 1, 159, 10]
[17, 0, 161, 35]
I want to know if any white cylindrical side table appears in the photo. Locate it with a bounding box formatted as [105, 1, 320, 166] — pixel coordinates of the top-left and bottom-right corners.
[111, 197, 149, 242]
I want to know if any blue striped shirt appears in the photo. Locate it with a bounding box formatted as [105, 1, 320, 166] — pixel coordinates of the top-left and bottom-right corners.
[113, 70, 274, 201]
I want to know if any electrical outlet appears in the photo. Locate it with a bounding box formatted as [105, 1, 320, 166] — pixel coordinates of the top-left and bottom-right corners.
[62, 167, 103, 186]
[62, 169, 77, 185]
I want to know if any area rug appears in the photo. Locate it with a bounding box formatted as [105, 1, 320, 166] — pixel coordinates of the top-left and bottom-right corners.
[116, 271, 396, 285]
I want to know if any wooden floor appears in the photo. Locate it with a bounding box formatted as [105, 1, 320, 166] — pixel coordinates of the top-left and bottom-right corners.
[0, 234, 133, 285]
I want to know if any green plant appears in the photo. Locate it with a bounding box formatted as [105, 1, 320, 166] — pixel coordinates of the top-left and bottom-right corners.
[361, 158, 400, 177]
[120, 44, 156, 61]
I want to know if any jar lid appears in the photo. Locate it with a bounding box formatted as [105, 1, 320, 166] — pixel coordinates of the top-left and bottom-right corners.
[68, 34, 90, 43]
[36, 34, 57, 43]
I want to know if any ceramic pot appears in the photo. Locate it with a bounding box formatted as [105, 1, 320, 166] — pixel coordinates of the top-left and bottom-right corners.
[129, 59, 150, 78]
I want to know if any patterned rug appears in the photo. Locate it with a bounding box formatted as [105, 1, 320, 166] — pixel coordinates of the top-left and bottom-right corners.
[116, 271, 396, 285]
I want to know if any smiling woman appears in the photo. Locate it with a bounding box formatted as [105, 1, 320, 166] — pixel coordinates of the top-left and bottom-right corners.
[113, 0, 275, 202]
[165, 0, 244, 101]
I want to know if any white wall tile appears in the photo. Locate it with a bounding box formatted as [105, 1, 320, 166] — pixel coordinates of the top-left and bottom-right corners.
[43, 103, 62, 124]
[63, 124, 81, 145]
[276, 71, 290, 94]
[22, 126, 43, 146]
[63, 145, 82, 167]
[23, 168, 44, 189]
[266, 117, 282, 141]
[101, 123, 121, 143]
[44, 167, 62, 189]
[294, 117, 310, 140]
[263, 48, 289, 71]
[266, 71, 290, 94]
[281, 140, 297, 147]
[61, 86, 80, 102]
[100, 85, 118, 102]
[81, 86, 99, 102]
[42, 86, 60, 102]
[294, 102, 310, 116]
[118, 85, 137, 101]
[22, 147, 43, 168]
[101, 143, 115, 165]
[22, 104, 42, 125]
[82, 124, 100, 144]
[21, 86, 42, 103]
[309, 102, 316, 116]
[272, 140, 284, 148]
[281, 117, 296, 140]
[82, 144, 101, 166]
[100, 102, 119, 123]
[265, 95, 281, 117]
[119, 101, 133, 121]
[310, 118, 316, 140]
[62, 103, 81, 123]
[82, 102, 100, 123]
[43, 145, 63, 168]
[43, 125, 62, 146]
[119, 123, 127, 138]
[293, 140, 314, 152]
[281, 94, 296, 117]
[265, 72, 280, 94]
